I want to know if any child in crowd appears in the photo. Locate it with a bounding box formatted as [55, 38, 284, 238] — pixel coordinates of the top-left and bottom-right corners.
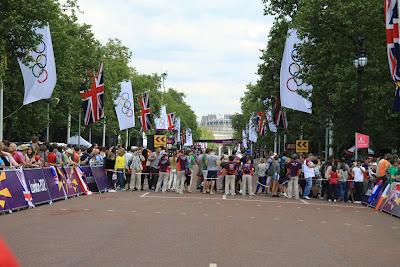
[241, 158, 255, 196]
[255, 158, 267, 194]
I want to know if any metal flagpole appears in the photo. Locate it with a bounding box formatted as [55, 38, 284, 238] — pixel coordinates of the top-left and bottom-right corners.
[46, 102, 50, 142]
[273, 134, 277, 154]
[125, 129, 129, 148]
[278, 135, 281, 155]
[355, 132, 358, 161]
[78, 112, 81, 148]
[88, 126, 92, 144]
[67, 112, 71, 144]
[102, 117, 106, 147]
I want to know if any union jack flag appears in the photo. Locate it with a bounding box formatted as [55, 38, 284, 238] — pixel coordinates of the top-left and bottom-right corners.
[137, 91, 152, 131]
[167, 113, 175, 131]
[275, 109, 288, 129]
[256, 111, 266, 136]
[386, 0, 400, 111]
[80, 63, 105, 126]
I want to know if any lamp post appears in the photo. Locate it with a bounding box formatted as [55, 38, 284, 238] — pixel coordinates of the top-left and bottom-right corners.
[161, 72, 167, 103]
[353, 37, 368, 133]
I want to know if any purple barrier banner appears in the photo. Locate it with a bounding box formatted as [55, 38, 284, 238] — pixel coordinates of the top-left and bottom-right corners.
[382, 182, 400, 217]
[0, 172, 11, 213]
[1, 170, 28, 210]
[80, 166, 99, 192]
[91, 166, 111, 192]
[23, 168, 52, 205]
[63, 167, 83, 197]
[42, 167, 67, 201]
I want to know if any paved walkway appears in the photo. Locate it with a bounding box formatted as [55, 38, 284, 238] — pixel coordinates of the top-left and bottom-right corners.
[0, 190, 399, 267]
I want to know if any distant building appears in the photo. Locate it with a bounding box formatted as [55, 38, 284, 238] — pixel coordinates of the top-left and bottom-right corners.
[200, 114, 234, 140]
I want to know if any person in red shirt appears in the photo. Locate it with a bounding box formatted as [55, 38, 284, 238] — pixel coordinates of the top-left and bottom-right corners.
[47, 144, 57, 165]
[9, 143, 26, 165]
[328, 165, 340, 202]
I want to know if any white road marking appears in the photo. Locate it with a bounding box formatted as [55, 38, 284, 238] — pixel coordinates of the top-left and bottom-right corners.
[209, 263, 217, 267]
[297, 219, 304, 222]
[296, 207, 301, 209]
[222, 195, 226, 200]
[355, 210, 360, 213]
[317, 208, 321, 210]
[107, 209, 114, 212]
[251, 216, 256, 219]
[140, 192, 150, 198]
[365, 225, 372, 227]
[345, 223, 351, 226]
[60, 209, 67, 211]
[83, 209, 89, 211]
[273, 217, 279, 220]
[321, 221, 327, 224]
[277, 205, 282, 208]
[300, 199, 310, 205]
[141, 194, 369, 209]
[180, 212, 187, 216]
[155, 211, 161, 214]
[257, 204, 262, 207]
[392, 226, 398, 229]
[130, 210, 136, 213]
[228, 215, 233, 218]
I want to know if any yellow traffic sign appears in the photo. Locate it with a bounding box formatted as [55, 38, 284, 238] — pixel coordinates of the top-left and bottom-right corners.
[154, 135, 167, 148]
[296, 140, 309, 153]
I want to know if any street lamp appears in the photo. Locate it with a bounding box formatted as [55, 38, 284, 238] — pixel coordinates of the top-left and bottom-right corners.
[353, 37, 367, 132]
[46, 97, 60, 142]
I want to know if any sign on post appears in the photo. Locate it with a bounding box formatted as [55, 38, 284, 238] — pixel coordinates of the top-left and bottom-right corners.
[154, 135, 167, 148]
[285, 143, 296, 151]
[355, 132, 369, 161]
[296, 140, 309, 153]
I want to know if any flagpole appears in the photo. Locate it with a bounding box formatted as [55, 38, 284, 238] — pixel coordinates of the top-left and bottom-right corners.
[78, 111, 81, 148]
[355, 132, 358, 162]
[88, 126, 92, 144]
[102, 117, 106, 147]
[67, 112, 71, 144]
[125, 129, 129, 148]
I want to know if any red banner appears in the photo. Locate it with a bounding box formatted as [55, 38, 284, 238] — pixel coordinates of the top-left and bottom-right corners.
[356, 132, 369, 149]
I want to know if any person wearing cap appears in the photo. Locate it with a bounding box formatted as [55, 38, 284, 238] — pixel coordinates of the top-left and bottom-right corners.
[286, 154, 302, 199]
[63, 148, 74, 166]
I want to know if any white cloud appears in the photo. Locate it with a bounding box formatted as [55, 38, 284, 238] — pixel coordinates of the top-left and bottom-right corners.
[76, 0, 273, 116]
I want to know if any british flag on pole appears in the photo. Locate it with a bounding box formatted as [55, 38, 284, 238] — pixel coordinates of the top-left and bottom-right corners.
[385, 0, 400, 111]
[80, 63, 105, 126]
[137, 91, 152, 132]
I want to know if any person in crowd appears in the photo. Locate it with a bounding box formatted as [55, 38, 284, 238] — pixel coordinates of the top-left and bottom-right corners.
[184, 150, 196, 193]
[56, 146, 63, 165]
[25, 146, 41, 167]
[72, 146, 80, 164]
[80, 147, 93, 165]
[196, 149, 207, 191]
[156, 153, 170, 193]
[141, 147, 150, 190]
[148, 148, 161, 191]
[352, 161, 366, 204]
[47, 145, 57, 165]
[255, 158, 267, 195]
[338, 163, 349, 202]
[286, 154, 301, 200]
[114, 148, 126, 191]
[204, 149, 219, 195]
[224, 155, 238, 196]
[9, 143, 26, 165]
[241, 157, 255, 197]
[302, 153, 316, 200]
[265, 152, 275, 195]
[63, 148, 74, 166]
[31, 136, 40, 154]
[168, 151, 177, 191]
[328, 164, 340, 202]
[176, 150, 188, 194]
[38, 144, 48, 166]
[270, 155, 280, 197]
[89, 148, 103, 166]
[376, 154, 391, 182]
[388, 159, 399, 182]
[104, 148, 117, 192]
[129, 147, 144, 191]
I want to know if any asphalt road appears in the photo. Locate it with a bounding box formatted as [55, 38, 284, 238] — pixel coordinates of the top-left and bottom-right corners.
[0, 184, 399, 267]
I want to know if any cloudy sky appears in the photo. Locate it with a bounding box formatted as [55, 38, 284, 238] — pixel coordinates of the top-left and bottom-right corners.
[77, 0, 273, 117]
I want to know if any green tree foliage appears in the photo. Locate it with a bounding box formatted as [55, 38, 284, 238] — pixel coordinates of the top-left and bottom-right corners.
[235, 0, 399, 154]
[0, 0, 198, 145]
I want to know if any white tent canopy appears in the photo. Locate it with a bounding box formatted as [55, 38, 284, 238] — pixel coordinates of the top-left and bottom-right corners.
[68, 135, 92, 148]
[347, 145, 374, 155]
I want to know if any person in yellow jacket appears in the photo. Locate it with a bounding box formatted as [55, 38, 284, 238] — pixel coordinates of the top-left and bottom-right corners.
[114, 148, 126, 191]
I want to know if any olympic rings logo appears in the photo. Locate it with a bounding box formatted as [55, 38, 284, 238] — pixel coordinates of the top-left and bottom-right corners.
[116, 92, 133, 117]
[31, 41, 48, 84]
[286, 48, 304, 92]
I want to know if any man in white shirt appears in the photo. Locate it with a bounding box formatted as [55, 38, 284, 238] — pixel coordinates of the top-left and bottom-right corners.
[352, 162, 366, 203]
[302, 154, 316, 200]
